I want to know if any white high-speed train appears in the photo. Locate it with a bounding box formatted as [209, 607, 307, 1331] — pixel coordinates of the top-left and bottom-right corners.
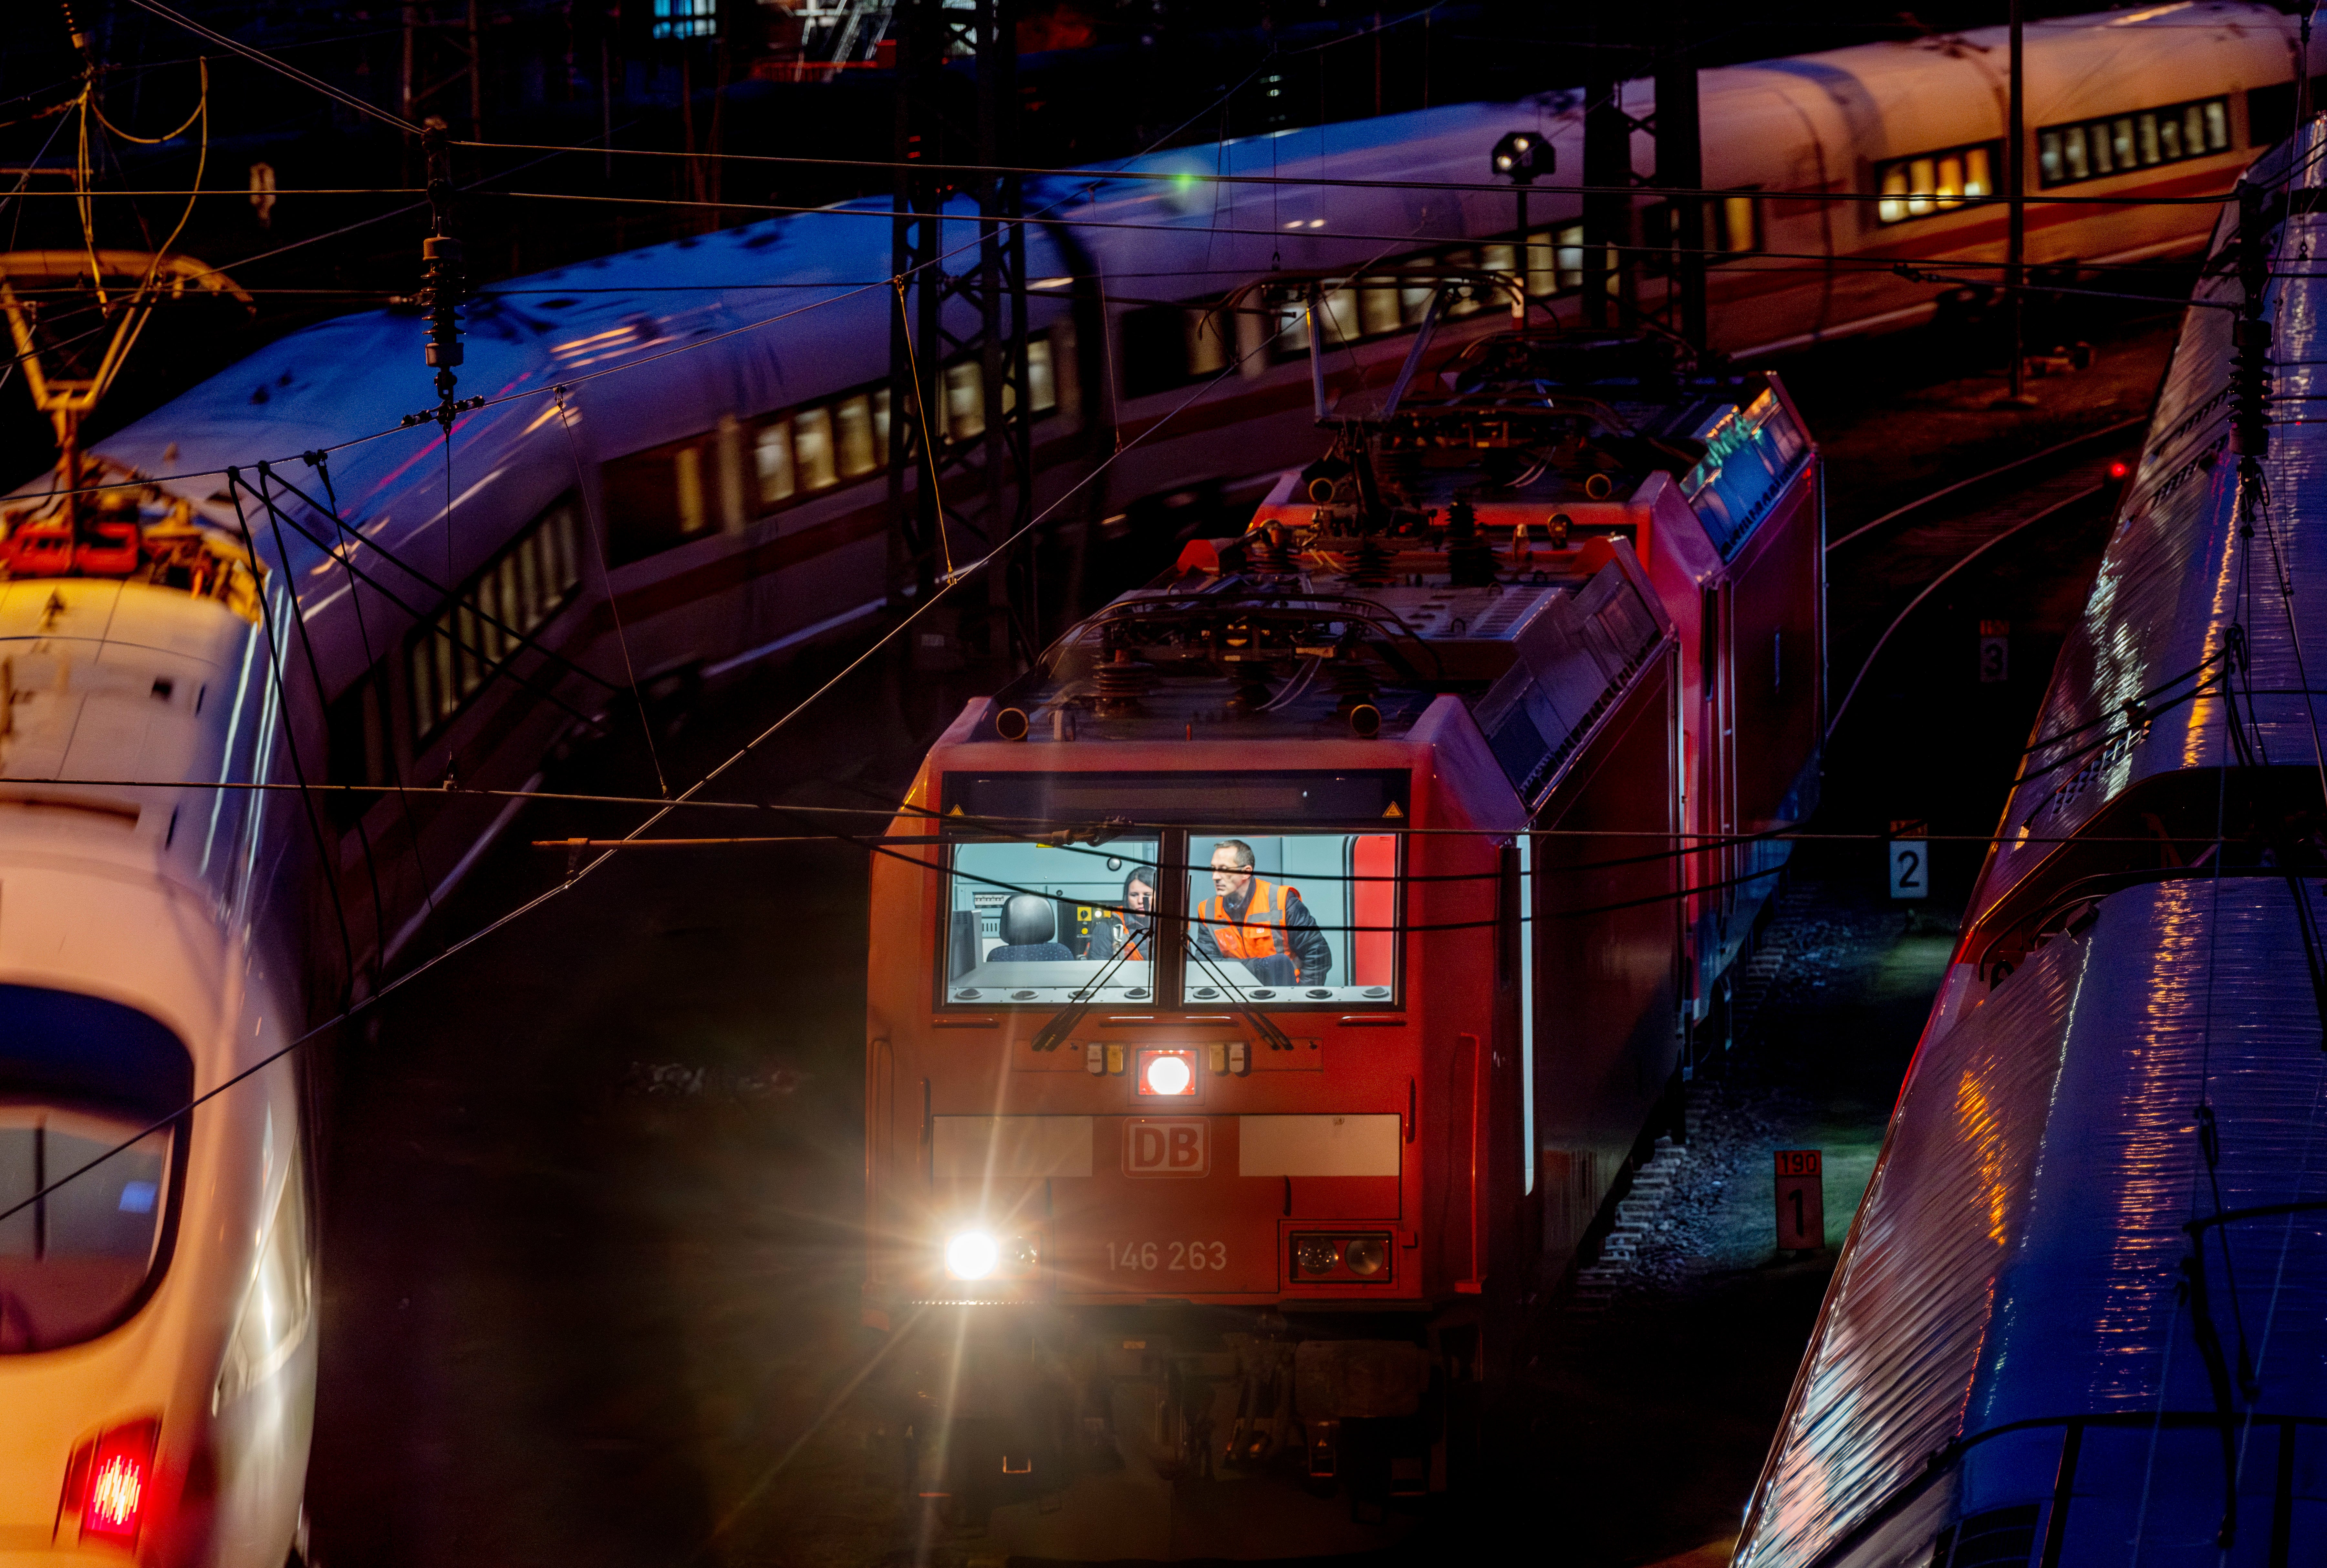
[1735, 112, 2327, 1568]
[0, 6, 2317, 1562]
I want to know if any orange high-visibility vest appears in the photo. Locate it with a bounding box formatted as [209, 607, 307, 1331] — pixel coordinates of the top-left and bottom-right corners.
[1199, 878, 1298, 959]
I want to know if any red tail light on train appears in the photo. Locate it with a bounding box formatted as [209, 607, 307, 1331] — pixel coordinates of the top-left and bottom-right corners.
[60, 1417, 158, 1547]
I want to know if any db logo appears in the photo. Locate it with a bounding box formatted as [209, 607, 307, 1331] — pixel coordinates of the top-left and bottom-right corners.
[1125, 1118, 1209, 1177]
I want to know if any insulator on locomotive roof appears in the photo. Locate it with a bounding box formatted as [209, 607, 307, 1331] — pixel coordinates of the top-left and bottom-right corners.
[1093, 646, 1152, 716]
[1245, 522, 1298, 573]
[1342, 532, 1396, 588]
[1442, 499, 1498, 588]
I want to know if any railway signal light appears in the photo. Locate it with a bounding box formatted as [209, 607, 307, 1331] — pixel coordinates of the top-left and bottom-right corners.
[1491, 131, 1551, 183]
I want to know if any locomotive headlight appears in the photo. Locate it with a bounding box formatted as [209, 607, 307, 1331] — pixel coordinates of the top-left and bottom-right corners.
[1294, 1236, 1340, 1276]
[1343, 1236, 1387, 1276]
[1144, 1053, 1191, 1096]
[945, 1230, 1001, 1280]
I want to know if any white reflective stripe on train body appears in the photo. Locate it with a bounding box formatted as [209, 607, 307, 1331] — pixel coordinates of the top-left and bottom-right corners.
[932, 1116, 1096, 1179]
[1238, 1115, 1402, 1177]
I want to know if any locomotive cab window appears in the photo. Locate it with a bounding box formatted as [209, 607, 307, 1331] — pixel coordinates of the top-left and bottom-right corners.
[944, 837, 1164, 1005]
[1184, 832, 1397, 1005]
[938, 770, 1409, 1009]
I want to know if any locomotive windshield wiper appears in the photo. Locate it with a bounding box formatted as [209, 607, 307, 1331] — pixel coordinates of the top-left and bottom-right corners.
[1030, 930, 1145, 1053]
[1182, 936, 1295, 1053]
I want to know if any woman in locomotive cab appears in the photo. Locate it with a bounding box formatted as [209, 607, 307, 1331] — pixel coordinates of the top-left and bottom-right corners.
[942, 838, 1163, 1003]
[1193, 838, 1333, 988]
[1086, 865, 1157, 961]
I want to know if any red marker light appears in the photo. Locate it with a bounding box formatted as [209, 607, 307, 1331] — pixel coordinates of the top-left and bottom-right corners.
[80, 1421, 157, 1545]
[2109, 461, 2129, 479]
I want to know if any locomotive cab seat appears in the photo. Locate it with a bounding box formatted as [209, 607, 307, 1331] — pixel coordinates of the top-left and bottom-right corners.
[986, 893, 1075, 963]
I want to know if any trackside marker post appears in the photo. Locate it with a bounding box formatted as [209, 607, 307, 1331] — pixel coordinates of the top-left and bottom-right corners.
[1979, 619, 2010, 683]
[1775, 1148, 1824, 1250]
[1888, 819, 1928, 901]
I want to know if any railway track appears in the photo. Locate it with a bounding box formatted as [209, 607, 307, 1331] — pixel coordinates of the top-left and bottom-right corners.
[1825, 418, 2146, 739]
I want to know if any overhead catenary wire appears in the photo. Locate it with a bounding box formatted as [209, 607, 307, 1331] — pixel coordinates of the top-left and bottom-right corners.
[312, 450, 442, 929]
[10, 14, 2305, 1228]
[118, 0, 421, 134]
[0, 71, 1403, 1227]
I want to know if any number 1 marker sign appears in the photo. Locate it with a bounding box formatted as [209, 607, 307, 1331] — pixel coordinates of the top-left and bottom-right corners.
[1775, 1148, 1824, 1251]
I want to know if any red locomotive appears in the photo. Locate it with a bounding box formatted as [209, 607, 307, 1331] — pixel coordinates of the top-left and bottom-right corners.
[863, 313, 1821, 1555]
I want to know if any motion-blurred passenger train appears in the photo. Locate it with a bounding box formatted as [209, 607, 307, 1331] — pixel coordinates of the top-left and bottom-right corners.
[1734, 119, 2327, 1568]
[0, 507, 317, 1562]
[2, 4, 2320, 1561]
[859, 316, 1821, 1554]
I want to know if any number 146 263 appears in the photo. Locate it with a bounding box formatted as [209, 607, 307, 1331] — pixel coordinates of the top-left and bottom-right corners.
[1107, 1240, 1228, 1271]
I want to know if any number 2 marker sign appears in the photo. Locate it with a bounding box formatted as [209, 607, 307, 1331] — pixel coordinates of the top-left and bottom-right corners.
[1775, 1148, 1824, 1251]
[1889, 819, 1928, 901]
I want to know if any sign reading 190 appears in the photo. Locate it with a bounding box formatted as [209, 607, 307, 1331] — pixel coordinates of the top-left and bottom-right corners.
[1107, 1240, 1229, 1271]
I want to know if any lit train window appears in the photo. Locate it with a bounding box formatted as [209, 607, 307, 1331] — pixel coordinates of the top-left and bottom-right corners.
[604, 335, 1051, 559]
[1125, 303, 1236, 394]
[942, 839, 1163, 1005]
[1025, 337, 1057, 412]
[943, 363, 985, 442]
[834, 394, 879, 479]
[0, 985, 190, 1354]
[2037, 96, 2228, 188]
[755, 421, 795, 504]
[1642, 193, 1761, 274]
[1441, 249, 1481, 317]
[406, 494, 585, 742]
[1186, 833, 1398, 1005]
[794, 406, 840, 490]
[1874, 142, 1996, 224]
[651, 0, 716, 40]
[1551, 224, 1585, 294]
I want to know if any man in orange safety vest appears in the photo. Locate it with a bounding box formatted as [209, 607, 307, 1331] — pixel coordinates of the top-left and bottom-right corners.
[1194, 839, 1332, 987]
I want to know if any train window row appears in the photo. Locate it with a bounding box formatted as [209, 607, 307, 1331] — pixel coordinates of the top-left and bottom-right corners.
[1875, 142, 1998, 224]
[407, 494, 587, 744]
[2038, 96, 2229, 188]
[1122, 204, 1762, 394]
[601, 335, 1060, 565]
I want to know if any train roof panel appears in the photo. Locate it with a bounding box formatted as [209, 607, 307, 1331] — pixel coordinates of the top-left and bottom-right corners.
[986, 532, 1669, 810]
[1975, 122, 2326, 910]
[1738, 877, 2327, 1567]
